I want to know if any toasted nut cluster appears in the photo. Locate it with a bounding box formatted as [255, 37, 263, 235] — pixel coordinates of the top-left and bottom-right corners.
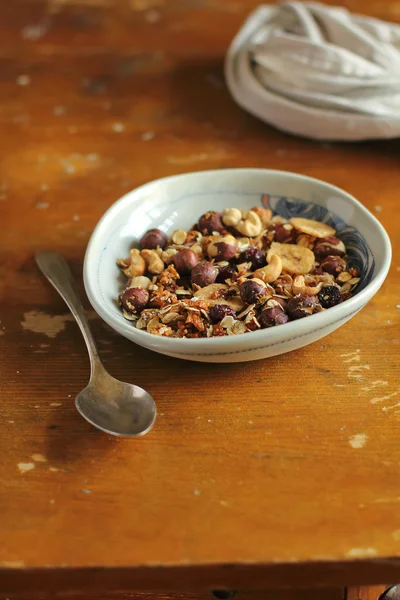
[116, 210, 360, 337]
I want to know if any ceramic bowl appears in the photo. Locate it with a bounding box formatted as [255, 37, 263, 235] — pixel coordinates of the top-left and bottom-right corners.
[83, 169, 391, 363]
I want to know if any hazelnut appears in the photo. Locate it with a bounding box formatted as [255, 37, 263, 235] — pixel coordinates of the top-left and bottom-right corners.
[274, 224, 296, 244]
[173, 248, 199, 275]
[271, 296, 287, 309]
[217, 263, 237, 283]
[198, 211, 224, 235]
[286, 295, 316, 320]
[259, 307, 289, 328]
[207, 235, 237, 261]
[314, 236, 345, 258]
[171, 229, 187, 245]
[320, 255, 347, 275]
[191, 262, 217, 287]
[119, 287, 149, 314]
[209, 304, 236, 324]
[140, 228, 168, 250]
[239, 279, 266, 304]
[318, 285, 341, 308]
[239, 247, 266, 270]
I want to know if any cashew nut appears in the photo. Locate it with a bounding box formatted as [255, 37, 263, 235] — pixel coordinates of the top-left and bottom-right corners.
[222, 207, 242, 227]
[236, 210, 262, 237]
[127, 275, 152, 290]
[120, 248, 146, 278]
[253, 254, 282, 283]
[292, 275, 323, 296]
[141, 249, 165, 275]
[251, 206, 272, 226]
[162, 247, 178, 263]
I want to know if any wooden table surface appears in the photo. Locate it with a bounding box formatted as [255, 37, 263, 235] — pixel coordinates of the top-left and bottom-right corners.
[1, 0, 400, 596]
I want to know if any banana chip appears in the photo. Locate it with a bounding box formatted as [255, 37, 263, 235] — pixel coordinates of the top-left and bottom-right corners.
[194, 283, 228, 299]
[267, 242, 315, 275]
[290, 217, 335, 238]
[194, 284, 245, 311]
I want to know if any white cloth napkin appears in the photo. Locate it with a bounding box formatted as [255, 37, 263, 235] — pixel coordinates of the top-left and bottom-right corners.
[225, 2, 400, 140]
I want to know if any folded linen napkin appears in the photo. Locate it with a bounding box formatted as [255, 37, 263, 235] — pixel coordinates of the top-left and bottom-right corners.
[225, 2, 400, 140]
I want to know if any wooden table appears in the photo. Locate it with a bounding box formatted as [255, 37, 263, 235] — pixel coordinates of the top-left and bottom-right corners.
[1, 0, 399, 598]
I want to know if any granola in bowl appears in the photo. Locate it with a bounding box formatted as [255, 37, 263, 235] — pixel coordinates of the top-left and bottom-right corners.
[116, 207, 361, 338]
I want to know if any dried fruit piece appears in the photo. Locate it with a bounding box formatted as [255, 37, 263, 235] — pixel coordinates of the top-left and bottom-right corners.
[217, 263, 237, 283]
[239, 247, 266, 270]
[209, 304, 236, 323]
[318, 285, 341, 308]
[267, 242, 314, 275]
[290, 218, 335, 238]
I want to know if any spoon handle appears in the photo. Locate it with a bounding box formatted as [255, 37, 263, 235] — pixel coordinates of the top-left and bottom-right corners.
[35, 251, 102, 375]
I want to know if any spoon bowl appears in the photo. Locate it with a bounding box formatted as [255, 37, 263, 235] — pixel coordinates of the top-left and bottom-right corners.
[75, 376, 156, 437]
[36, 250, 157, 438]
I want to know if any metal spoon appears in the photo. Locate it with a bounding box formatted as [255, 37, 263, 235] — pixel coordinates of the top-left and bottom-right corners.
[35, 251, 156, 437]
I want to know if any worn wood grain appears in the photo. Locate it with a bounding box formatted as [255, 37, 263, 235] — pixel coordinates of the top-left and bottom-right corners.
[0, 590, 347, 600]
[0, 0, 399, 596]
[347, 585, 391, 600]
[1, 590, 346, 600]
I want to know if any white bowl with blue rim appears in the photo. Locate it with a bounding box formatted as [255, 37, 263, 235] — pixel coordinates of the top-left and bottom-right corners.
[83, 169, 391, 363]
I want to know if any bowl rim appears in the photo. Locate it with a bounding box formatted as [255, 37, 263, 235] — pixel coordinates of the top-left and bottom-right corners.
[83, 168, 392, 348]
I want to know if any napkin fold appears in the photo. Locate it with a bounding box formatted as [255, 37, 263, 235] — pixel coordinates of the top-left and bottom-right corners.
[225, 2, 400, 140]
